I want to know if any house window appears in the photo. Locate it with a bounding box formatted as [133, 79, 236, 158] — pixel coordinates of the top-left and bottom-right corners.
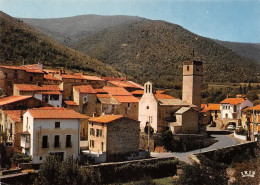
[187, 66, 190, 71]
[55, 122, 60, 128]
[30, 76, 33, 81]
[90, 128, 95, 136]
[89, 140, 95, 148]
[147, 106, 149, 109]
[92, 140, 94, 148]
[66, 135, 72, 148]
[54, 135, 60, 148]
[127, 103, 131, 109]
[233, 105, 237, 112]
[101, 142, 104, 151]
[96, 129, 102, 137]
[50, 95, 59, 100]
[4, 73, 7, 78]
[42, 136, 48, 148]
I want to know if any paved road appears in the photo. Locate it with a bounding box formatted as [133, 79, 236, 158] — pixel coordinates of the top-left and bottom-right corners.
[151, 133, 241, 163]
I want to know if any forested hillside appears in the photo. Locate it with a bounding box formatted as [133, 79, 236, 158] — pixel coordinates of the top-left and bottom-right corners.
[0, 11, 121, 77]
[72, 20, 260, 88]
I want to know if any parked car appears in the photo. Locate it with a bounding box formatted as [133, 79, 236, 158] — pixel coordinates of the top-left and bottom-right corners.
[227, 125, 236, 130]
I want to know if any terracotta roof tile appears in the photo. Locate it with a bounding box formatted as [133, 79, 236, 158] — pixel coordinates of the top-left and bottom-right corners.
[108, 81, 137, 88]
[220, 98, 246, 105]
[0, 96, 32, 106]
[28, 107, 88, 119]
[154, 94, 176, 99]
[103, 86, 132, 96]
[89, 115, 123, 123]
[127, 81, 144, 89]
[83, 75, 105, 81]
[101, 77, 126, 81]
[131, 90, 144, 95]
[36, 91, 62, 95]
[95, 89, 107, 93]
[0, 65, 44, 73]
[64, 100, 78, 106]
[201, 104, 220, 112]
[3, 110, 27, 122]
[61, 74, 86, 80]
[97, 94, 111, 98]
[44, 74, 61, 81]
[113, 95, 139, 103]
[14, 84, 61, 92]
[201, 104, 207, 109]
[73, 85, 96, 94]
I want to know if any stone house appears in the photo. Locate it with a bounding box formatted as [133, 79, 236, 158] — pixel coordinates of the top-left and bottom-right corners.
[13, 84, 62, 96]
[86, 115, 140, 162]
[43, 74, 62, 85]
[201, 104, 221, 125]
[171, 107, 199, 134]
[139, 82, 198, 133]
[241, 104, 260, 138]
[220, 97, 253, 127]
[1, 110, 26, 149]
[0, 65, 44, 96]
[34, 91, 62, 107]
[20, 107, 88, 164]
[139, 60, 202, 134]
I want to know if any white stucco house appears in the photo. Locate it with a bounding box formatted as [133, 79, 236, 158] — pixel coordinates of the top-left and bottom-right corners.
[220, 97, 253, 127]
[20, 107, 88, 164]
[34, 91, 62, 107]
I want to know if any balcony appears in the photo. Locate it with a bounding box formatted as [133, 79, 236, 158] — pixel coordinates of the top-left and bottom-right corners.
[21, 140, 30, 149]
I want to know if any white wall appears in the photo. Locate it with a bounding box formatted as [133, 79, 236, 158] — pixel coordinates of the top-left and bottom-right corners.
[138, 86, 158, 132]
[22, 111, 80, 164]
[34, 93, 62, 107]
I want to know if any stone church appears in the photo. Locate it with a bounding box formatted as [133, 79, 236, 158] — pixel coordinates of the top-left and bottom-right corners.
[138, 60, 203, 134]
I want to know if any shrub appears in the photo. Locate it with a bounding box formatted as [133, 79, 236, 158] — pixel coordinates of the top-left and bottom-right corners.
[235, 127, 247, 136]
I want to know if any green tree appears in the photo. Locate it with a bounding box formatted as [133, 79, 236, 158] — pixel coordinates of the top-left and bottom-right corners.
[34, 155, 101, 185]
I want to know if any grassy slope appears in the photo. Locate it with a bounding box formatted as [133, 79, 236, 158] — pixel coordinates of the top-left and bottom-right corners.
[0, 11, 122, 77]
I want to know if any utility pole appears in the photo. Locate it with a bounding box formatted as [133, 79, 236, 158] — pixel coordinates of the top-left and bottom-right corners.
[147, 116, 150, 158]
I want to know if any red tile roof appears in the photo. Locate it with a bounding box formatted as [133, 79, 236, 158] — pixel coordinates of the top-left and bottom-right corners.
[3, 110, 27, 122]
[44, 74, 61, 81]
[0, 65, 44, 73]
[83, 75, 104, 81]
[73, 85, 96, 94]
[201, 104, 207, 109]
[127, 81, 144, 89]
[131, 90, 144, 95]
[0, 96, 32, 106]
[89, 115, 123, 123]
[103, 86, 132, 96]
[36, 91, 62, 95]
[243, 104, 260, 111]
[108, 81, 137, 88]
[220, 98, 246, 105]
[101, 77, 126, 81]
[201, 104, 220, 112]
[94, 89, 107, 93]
[28, 107, 88, 119]
[97, 94, 111, 98]
[61, 74, 86, 80]
[154, 94, 176, 99]
[14, 84, 61, 92]
[113, 95, 139, 103]
[64, 100, 78, 106]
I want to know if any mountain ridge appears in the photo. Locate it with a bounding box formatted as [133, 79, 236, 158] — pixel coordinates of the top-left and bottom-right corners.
[0, 11, 122, 77]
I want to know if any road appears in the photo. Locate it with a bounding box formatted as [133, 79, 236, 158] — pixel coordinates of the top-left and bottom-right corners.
[150, 133, 241, 163]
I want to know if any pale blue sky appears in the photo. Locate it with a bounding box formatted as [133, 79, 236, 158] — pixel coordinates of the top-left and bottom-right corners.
[1, 0, 259, 43]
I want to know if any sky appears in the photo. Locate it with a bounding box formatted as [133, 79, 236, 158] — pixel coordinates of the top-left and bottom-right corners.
[0, 0, 259, 43]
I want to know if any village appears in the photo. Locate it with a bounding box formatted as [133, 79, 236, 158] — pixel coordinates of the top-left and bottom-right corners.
[0, 60, 259, 171]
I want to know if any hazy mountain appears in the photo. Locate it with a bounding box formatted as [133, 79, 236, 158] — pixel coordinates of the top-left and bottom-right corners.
[214, 40, 260, 63]
[0, 11, 121, 77]
[21, 15, 144, 46]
